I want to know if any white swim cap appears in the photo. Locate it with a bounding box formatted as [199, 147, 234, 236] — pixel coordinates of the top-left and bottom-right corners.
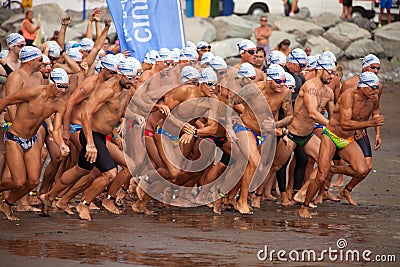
[7, 33, 25, 47]
[101, 54, 119, 72]
[268, 50, 286, 66]
[0, 50, 9, 59]
[181, 66, 200, 83]
[95, 61, 102, 74]
[362, 54, 380, 68]
[180, 47, 198, 61]
[199, 67, 217, 83]
[118, 59, 137, 76]
[186, 41, 197, 50]
[114, 53, 126, 62]
[48, 41, 61, 58]
[143, 50, 159, 65]
[237, 39, 256, 53]
[321, 51, 336, 63]
[285, 72, 296, 87]
[19, 46, 42, 63]
[42, 54, 51, 64]
[306, 55, 320, 70]
[200, 52, 214, 66]
[358, 71, 379, 88]
[80, 38, 94, 51]
[209, 56, 227, 70]
[65, 41, 81, 51]
[126, 57, 142, 71]
[196, 41, 210, 50]
[287, 48, 307, 65]
[157, 48, 174, 61]
[316, 57, 336, 70]
[50, 68, 69, 84]
[238, 62, 256, 78]
[267, 64, 286, 80]
[171, 48, 181, 63]
[66, 48, 82, 62]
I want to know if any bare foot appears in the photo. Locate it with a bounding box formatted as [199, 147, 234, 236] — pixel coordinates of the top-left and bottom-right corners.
[340, 188, 358, 206]
[144, 208, 157, 215]
[131, 201, 145, 214]
[324, 190, 341, 202]
[314, 194, 324, 205]
[56, 201, 74, 215]
[251, 194, 261, 208]
[115, 190, 126, 207]
[29, 195, 41, 206]
[281, 199, 295, 206]
[236, 201, 253, 215]
[309, 202, 317, 208]
[213, 198, 222, 214]
[298, 205, 312, 218]
[76, 203, 92, 220]
[286, 188, 293, 200]
[16, 204, 41, 212]
[89, 202, 100, 210]
[39, 194, 52, 216]
[264, 194, 277, 202]
[293, 191, 305, 203]
[0, 201, 20, 220]
[102, 198, 122, 214]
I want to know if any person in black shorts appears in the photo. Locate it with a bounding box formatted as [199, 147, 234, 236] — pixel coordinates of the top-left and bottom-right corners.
[342, 0, 353, 20]
[40, 59, 138, 220]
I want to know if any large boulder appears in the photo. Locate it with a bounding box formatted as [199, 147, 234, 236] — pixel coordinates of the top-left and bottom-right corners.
[291, 7, 311, 20]
[327, 22, 371, 42]
[374, 22, 400, 58]
[241, 13, 283, 26]
[273, 17, 324, 36]
[344, 39, 385, 59]
[184, 16, 216, 44]
[269, 31, 302, 50]
[0, 13, 24, 32]
[210, 15, 257, 41]
[308, 12, 341, 30]
[210, 38, 243, 59]
[390, 55, 400, 70]
[352, 16, 377, 32]
[322, 31, 351, 51]
[305, 36, 343, 59]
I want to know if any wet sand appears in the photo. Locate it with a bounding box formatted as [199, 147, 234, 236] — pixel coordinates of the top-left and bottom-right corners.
[0, 82, 399, 266]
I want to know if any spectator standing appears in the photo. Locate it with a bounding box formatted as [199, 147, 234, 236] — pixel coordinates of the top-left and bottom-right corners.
[254, 16, 272, 59]
[378, 0, 392, 27]
[341, 0, 353, 21]
[284, 0, 299, 17]
[21, 10, 40, 46]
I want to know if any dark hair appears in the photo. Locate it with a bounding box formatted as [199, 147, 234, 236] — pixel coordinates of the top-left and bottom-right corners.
[278, 39, 291, 49]
[256, 46, 266, 57]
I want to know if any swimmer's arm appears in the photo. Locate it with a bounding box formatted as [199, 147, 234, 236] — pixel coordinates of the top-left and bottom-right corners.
[276, 90, 293, 128]
[372, 100, 382, 149]
[81, 86, 114, 144]
[4, 72, 24, 120]
[303, 86, 329, 125]
[197, 101, 219, 136]
[57, 16, 72, 49]
[53, 103, 67, 147]
[54, 50, 80, 74]
[63, 87, 88, 135]
[84, 18, 111, 68]
[326, 89, 335, 120]
[340, 94, 375, 130]
[0, 86, 38, 113]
